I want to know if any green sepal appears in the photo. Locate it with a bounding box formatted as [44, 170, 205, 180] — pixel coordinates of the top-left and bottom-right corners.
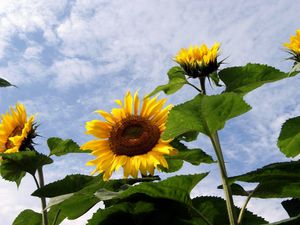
[147, 66, 188, 97]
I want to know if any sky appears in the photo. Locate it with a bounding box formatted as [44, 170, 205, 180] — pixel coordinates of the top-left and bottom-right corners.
[0, 0, 300, 224]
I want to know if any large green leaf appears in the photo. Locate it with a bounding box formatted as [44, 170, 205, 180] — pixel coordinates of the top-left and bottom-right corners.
[32, 174, 94, 197]
[12, 209, 42, 225]
[88, 195, 193, 225]
[227, 161, 300, 199]
[219, 63, 299, 95]
[262, 216, 300, 225]
[0, 77, 14, 87]
[119, 173, 208, 205]
[0, 151, 52, 185]
[147, 66, 188, 97]
[228, 160, 300, 183]
[47, 176, 139, 220]
[162, 93, 251, 139]
[192, 196, 267, 225]
[282, 198, 300, 217]
[278, 116, 300, 158]
[47, 137, 90, 156]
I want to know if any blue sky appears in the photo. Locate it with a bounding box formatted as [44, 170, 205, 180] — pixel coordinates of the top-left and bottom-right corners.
[0, 0, 300, 224]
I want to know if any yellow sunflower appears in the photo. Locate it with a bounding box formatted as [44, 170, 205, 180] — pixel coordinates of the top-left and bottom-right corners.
[81, 91, 177, 181]
[0, 103, 35, 154]
[284, 29, 300, 62]
[174, 42, 220, 78]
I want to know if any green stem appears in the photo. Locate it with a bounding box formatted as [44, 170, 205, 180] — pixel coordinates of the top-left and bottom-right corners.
[199, 77, 206, 95]
[237, 184, 260, 225]
[38, 167, 49, 225]
[210, 132, 237, 225]
[186, 81, 203, 93]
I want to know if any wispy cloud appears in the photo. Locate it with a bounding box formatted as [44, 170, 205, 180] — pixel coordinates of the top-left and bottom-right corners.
[0, 0, 300, 224]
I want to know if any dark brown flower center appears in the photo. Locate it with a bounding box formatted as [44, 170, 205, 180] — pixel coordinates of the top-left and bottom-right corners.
[5, 126, 23, 149]
[109, 116, 161, 156]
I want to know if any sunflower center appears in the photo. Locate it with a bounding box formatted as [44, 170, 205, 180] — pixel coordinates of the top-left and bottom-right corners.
[109, 116, 161, 156]
[5, 126, 23, 149]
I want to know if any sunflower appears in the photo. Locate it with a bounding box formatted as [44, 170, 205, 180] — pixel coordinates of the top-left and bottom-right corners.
[81, 91, 177, 181]
[0, 103, 35, 154]
[284, 29, 300, 63]
[174, 42, 220, 78]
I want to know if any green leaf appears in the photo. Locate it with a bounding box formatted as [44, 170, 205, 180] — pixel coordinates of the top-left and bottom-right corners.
[88, 196, 193, 225]
[47, 137, 89, 156]
[48, 176, 137, 220]
[219, 63, 298, 95]
[159, 158, 183, 173]
[162, 93, 251, 139]
[48, 205, 66, 225]
[0, 161, 25, 186]
[12, 209, 42, 225]
[58, 191, 100, 220]
[0, 77, 14, 87]
[227, 161, 300, 199]
[177, 131, 199, 142]
[0, 151, 52, 184]
[219, 183, 249, 196]
[278, 116, 300, 158]
[32, 174, 94, 197]
[170, 140, 214, 165]
[119, 173, 208, 205]
[262, 215, 300, 225]
[192, 196, 267, 225]
[228, 160, 300, 183]
[282, 198, 300, 217]
[147, 66, 188, 97]
[229, 181, 300, 199]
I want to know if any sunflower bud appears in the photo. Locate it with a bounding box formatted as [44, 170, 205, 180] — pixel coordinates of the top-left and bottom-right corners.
[174, 42, 220, 78]
[0, 103, 36, 154]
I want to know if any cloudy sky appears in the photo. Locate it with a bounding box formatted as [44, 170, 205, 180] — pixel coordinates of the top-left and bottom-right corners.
[0, 0, 300, 224]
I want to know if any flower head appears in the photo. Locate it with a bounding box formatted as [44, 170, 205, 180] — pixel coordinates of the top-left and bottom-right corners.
[284, 29, 300, 62]
[174, 42, 220, 78]
[81, 91, 177, 181]
[0, 103, 35, 154]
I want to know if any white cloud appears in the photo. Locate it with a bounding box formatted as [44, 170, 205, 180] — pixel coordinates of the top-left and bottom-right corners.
[1, 0, 300, 224]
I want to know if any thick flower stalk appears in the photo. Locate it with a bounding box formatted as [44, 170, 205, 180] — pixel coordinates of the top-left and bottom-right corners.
[174, 42, 220, 78]
[81, 90, 177, 181]
[284, 29, 300, 63]
[0, 103, 35, 153]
